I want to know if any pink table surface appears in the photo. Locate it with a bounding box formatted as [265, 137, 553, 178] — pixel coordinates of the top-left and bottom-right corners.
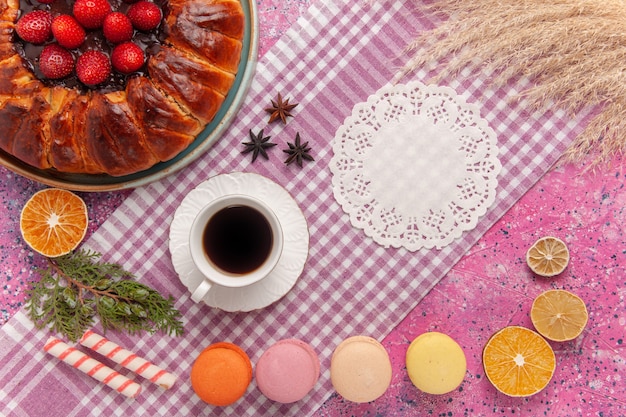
[1, 1, 625, 416]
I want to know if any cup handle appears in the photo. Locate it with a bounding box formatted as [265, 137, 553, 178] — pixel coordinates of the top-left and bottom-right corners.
[191, 280, 213, 303]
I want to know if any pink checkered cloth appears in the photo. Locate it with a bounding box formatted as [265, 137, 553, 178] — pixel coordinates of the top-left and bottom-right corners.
[0, 0, 593, 415]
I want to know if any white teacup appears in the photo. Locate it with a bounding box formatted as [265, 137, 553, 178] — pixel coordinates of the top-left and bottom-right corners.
[189, 194, 283, 303]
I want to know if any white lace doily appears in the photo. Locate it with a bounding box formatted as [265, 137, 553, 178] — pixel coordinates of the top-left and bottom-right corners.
[330, 81, 501, 251]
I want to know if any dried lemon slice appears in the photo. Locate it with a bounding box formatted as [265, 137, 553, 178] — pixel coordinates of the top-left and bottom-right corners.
[483, 326, 556, 397]
[531, 289, 588, 342]
[20, 188, 88, 257]
[526, 236, 569, 277]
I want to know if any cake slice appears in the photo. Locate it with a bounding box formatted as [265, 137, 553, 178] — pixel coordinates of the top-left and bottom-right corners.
[0, 95, 51, 169]
[0, 55, 41, 96]
[84, 92, 160, 176]
[126, 76, 204, 162]
[165, 0, 243, 74]
[48, 88, 98, 173]
[167, 0, 244, 40]
[148, 45, 232, 124]
[0, 22, 16, 61]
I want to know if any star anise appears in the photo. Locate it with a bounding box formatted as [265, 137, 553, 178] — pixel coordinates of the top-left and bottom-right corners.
[283, 133, 314, 167]
[242, 129, 276, 162]
[265, 93, 298, 124]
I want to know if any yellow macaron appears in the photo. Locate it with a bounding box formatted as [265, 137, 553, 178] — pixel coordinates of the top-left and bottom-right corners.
[406, 332, 466, 395]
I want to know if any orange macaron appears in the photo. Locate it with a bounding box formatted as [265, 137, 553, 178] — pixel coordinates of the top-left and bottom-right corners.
[191, 342, 253, 406]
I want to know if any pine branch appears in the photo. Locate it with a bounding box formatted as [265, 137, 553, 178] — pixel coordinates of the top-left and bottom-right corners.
[26, 250, 184, 342]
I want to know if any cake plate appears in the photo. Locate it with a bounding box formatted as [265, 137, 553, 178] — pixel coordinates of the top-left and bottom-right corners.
[0, 0, 258, 192]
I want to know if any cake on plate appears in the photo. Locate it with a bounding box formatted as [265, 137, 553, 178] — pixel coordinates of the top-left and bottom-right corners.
[0, 0, 243, 176]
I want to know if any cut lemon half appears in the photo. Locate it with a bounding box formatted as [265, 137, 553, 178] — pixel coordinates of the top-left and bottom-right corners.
[526, 236, 569, 277]
[483, 326, 556, 397]
[20, 188, 88, 258]
[531, 289, 588, 342]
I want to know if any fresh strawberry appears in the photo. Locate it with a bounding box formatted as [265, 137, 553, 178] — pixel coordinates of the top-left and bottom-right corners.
[38, 44, 74, 79]
[111, 41, 144, 73]
[102, 12, 134, 43]
[127, 1, 162, 31]
[73, 0, 112, 29]
[15, 10, 53, 44]
[51, 15, 86, 49]
[76, 50, 111, 85]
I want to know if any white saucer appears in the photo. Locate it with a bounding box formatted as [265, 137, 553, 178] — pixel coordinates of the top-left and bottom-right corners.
[169, 172, 309, 312]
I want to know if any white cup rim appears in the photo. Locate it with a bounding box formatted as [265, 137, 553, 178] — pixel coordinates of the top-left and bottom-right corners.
[189, 194, 283, 292]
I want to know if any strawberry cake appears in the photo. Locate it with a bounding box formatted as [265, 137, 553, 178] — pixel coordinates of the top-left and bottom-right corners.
[0, 0, 244, 176]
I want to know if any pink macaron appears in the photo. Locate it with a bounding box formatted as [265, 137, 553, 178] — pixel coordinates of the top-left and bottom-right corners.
[255, 339, 320, 403]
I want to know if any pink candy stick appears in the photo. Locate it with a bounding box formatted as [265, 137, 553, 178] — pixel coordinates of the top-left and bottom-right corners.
[44, 336, 142, 398]
[80, 330, 177, 389]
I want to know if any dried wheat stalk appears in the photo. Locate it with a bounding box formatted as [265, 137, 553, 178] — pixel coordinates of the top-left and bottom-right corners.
[401, 0, 626, 164]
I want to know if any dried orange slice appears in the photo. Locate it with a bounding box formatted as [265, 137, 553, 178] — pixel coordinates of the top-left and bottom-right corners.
[20, 188, 88, 257]
[531, 289, 588, 342]
[526, 236, 569, 277]
[483, 326, 556, 397]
